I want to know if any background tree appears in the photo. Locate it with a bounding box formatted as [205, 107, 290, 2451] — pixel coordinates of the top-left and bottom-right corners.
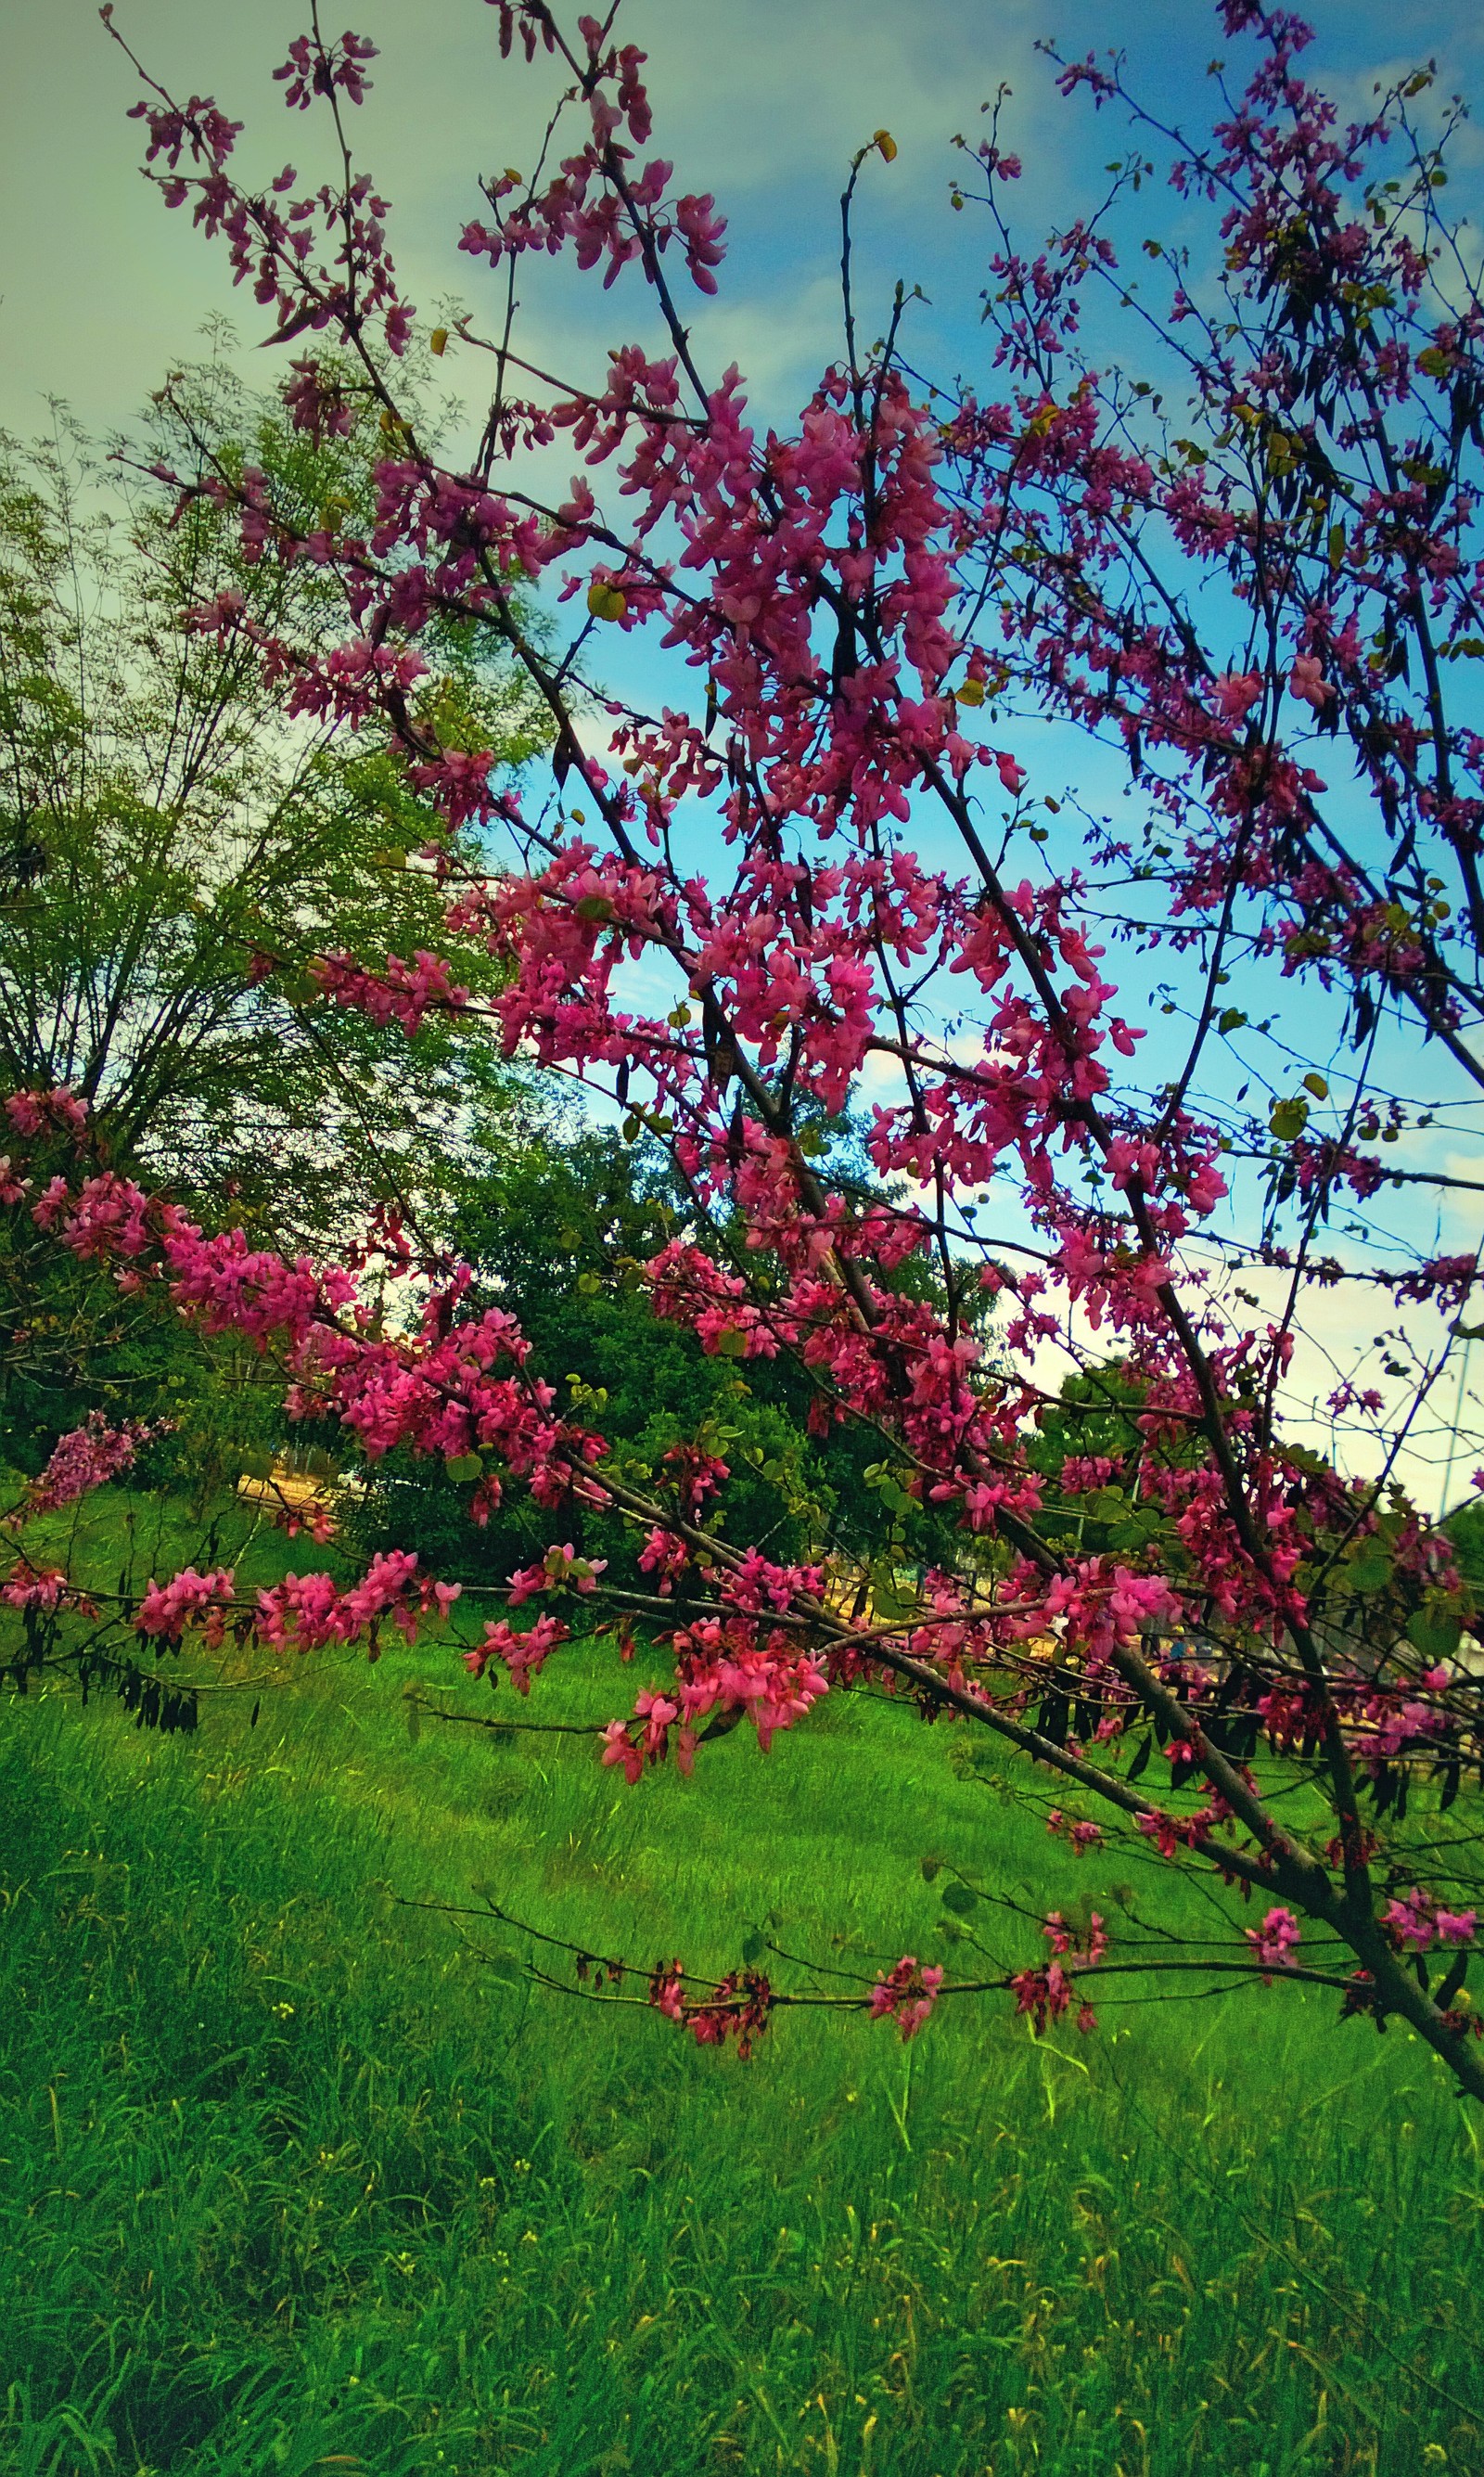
[0, 345, 550, 1252]
[352, 1118, 971, 1598]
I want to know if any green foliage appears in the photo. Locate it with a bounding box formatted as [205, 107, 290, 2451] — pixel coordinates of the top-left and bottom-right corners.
[0, 344, 556, 1480]
[0, 342, 549, 1251]
[1443, 1495, 1484, 1589]
[348, 1123, 984, 1598]
[0, 1114, 283, 1487]
[349, 1127, 825, 1589]
[1023, 1365, 1151, 1559]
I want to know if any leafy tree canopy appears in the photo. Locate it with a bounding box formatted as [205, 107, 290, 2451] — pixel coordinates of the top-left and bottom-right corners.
[0, 338, 550, 1252]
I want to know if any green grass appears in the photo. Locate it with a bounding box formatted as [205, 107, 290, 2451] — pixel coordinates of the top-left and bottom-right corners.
[2, 1489, 1482, 2475]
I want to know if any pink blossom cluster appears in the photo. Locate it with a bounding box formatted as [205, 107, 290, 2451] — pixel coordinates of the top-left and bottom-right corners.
[1045, 1810, 1106, 1855]
[868, 1955, 945, 2041]
[5, 1087, 88, 1138]
[136, 1567, 237, 1647]
[1382, 1890, 1478, 1956]
[313, 948, 471, 1037]
[1009, 1963, 1098, 2039]
[15, 1415, 155, 1520]
[1043, 1910, 1109, 1967]
[463, 1611, 569, 1691]
[254, 1550, 460, 1656]
[2, 1567, 75, 1612]
[456, 24, 725, 300]
[648, 1961, 775, 2058]
[1244, 1906, 1301, 1973]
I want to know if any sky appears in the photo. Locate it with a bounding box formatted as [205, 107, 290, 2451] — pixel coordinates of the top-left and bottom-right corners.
[5, 0, 1484, 1503]
[3, 0, 1483, 444]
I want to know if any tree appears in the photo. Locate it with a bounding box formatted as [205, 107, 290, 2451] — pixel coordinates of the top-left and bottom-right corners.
[11, 0, 1484, 2092]
[350, 1120, 949, 1595]
[0, 351, 549, 1253]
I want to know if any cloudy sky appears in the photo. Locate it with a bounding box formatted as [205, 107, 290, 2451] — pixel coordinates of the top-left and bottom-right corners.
[3, 0, 1482, 443]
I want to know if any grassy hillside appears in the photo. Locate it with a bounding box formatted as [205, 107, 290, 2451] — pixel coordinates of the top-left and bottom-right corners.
[1, 1490, 1480, 2474]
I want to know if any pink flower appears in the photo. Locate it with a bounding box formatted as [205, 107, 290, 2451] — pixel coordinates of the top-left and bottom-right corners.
[2, 1567, 71, 1611]
[1245, 1906, 1300, 1971]
[869, 1955, 944, 2041]
[600, 1720, 644, 1786]
[1211, 671, 1263, 726]
[464, 1612, 569, 1691]
[1043, 1909, 1108, 1965]
[5, 1086, 88, 1137]
[1385, 1889, 1477, 1954]
[136, 1566, 237, 1647]
[1288, 652, 1331, 712]
[17, 1414, 153, 1517]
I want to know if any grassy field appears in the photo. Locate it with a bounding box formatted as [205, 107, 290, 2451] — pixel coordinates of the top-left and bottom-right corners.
[1, 1490, 1481, 2476]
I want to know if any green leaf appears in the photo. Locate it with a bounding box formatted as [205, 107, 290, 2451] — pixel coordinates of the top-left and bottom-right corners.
[444, 1452, 483, 1482]
[940, 1879, 978, 1915]
[1269, 1097, 1311, 1141]
[1406, 1605, 1462, 1663]
[713, 1326, 749, 1358]
[1086, 1487, 1129, 1519]
[483, 1949, 526, 1987]
[1344, 1542, 1391, 1595]
[740, 1930, 766, 1965]
[1218, 1007, 1247, 1034]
